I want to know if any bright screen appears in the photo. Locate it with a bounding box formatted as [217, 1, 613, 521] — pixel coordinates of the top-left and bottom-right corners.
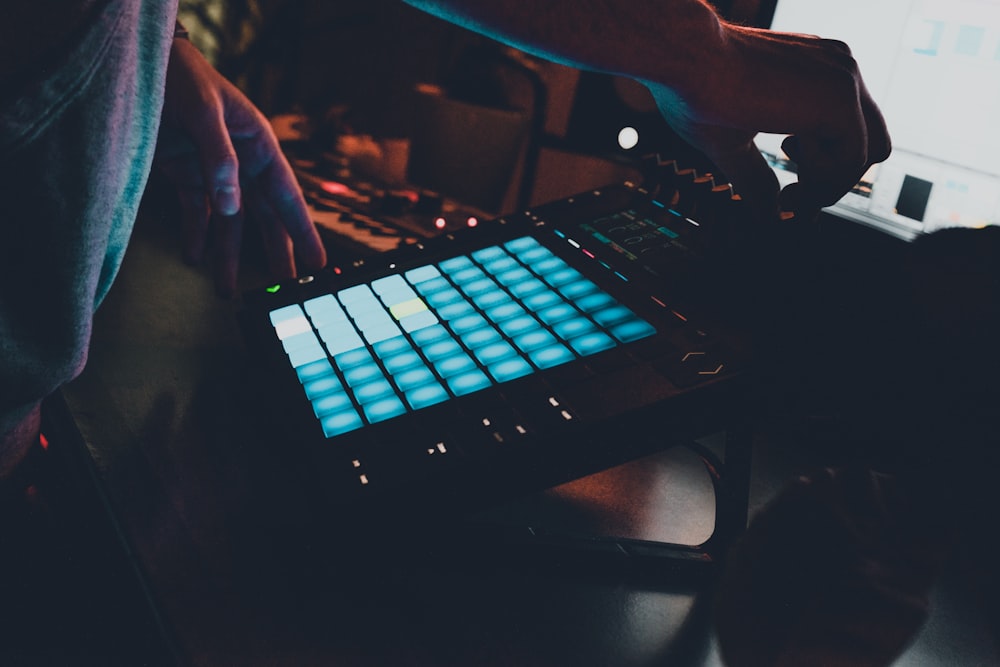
[758, 0, 1000, 239]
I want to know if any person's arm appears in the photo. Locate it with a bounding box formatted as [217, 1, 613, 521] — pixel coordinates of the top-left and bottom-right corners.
[405, 0, 721, 85]
[403, 0, 890, 222]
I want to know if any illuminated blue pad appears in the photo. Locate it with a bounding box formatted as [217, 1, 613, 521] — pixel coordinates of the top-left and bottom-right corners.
[268, 236, 656, 438]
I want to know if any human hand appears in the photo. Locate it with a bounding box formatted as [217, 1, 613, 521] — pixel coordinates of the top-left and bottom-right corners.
[645, 25, 890, 224]
[155, 38, 326, 296]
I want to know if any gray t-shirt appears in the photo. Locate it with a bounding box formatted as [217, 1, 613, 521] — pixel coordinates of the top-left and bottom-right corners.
[0, 0, 177, 434]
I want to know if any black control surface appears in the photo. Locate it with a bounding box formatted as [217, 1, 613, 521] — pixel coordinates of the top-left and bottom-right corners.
[241, 170, 753, 525]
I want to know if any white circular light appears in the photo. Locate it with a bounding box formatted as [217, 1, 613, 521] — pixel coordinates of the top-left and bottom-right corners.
[617, 126, 640, 150]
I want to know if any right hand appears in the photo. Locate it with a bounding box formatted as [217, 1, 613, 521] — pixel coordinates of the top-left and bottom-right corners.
[645, 25, 891, 223]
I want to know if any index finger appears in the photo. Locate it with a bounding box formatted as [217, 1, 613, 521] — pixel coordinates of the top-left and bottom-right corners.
[700, 134, 783, 224]
[253, 154, 326, 273]
[230, 123, 326, 273]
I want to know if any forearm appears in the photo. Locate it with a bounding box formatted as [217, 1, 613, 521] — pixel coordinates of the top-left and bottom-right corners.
[405, 0, 891, 218]
[402, 0, 726, 91]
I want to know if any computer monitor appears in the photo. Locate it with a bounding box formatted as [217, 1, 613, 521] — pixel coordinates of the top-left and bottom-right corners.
[756, 0, 1000, 240]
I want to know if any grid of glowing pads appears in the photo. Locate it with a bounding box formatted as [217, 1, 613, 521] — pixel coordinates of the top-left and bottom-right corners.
[268, 236, 657, 438]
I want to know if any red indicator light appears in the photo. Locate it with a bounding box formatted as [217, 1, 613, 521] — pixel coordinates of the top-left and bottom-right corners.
[434, 217, 447, 229]
[582, 249, 595, 259]
[320, 181, 351, 196]
[466, 217, 479, 228]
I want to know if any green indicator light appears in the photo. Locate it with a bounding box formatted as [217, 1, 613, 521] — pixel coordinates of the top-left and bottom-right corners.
[266, 284, 282, 294]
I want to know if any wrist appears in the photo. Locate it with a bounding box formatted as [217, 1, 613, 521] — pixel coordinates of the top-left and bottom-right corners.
[637, 2, 729, 90]
[638, 9, 736, 125]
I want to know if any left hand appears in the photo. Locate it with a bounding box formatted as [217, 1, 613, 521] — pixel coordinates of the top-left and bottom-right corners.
[155, 38, 326, 296]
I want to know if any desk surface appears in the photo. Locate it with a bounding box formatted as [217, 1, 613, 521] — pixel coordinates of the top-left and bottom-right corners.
[60, 190, 999, 667]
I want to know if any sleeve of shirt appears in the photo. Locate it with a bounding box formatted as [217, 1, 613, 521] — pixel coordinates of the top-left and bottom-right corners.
[0, 0, 177, 439]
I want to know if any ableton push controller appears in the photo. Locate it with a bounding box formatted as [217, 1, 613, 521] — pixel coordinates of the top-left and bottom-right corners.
[240, 176, 751, 521]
